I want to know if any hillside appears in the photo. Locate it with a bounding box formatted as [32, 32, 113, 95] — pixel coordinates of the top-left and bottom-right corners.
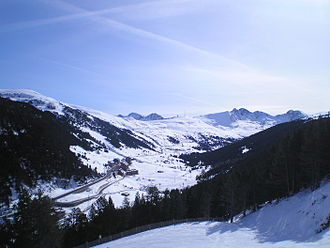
[0, 97, 97, 205]
[91, 181, 330, 248]
[180, 119, 305, 168]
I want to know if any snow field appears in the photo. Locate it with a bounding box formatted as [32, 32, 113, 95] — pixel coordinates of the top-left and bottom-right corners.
[67, 125, 204, 209]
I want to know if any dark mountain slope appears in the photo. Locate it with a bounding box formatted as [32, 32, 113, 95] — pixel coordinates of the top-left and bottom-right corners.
[63, 107, 154, 150]
[0, 97, 97, 204]
[180, 119, 305, 171]
[187, 117, 330, 220]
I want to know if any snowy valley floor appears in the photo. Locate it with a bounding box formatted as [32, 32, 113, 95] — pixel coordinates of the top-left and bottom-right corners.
[93, 182, 330, 248]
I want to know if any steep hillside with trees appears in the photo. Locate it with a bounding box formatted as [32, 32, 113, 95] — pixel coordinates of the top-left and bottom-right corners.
[180, 119, 305, 170]
[0, 97, 97, 205]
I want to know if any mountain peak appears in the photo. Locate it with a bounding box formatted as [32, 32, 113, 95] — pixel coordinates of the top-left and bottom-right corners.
[286, 109, 303, 115]
[0, 89, 44, 98]
[231, 108, 252, 115]
[119, 112, 164, 121]
[231, 107, 250, 112]
[128, 112, 144, 120]
[275, 110, 307, 122]
[144, 113, 164, 121]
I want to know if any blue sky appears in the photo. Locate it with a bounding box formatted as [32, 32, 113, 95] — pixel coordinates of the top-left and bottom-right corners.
[1, 0, 329, 115]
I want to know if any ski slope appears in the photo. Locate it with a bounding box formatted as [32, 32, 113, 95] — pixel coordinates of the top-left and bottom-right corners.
[93, 181, 330, 248]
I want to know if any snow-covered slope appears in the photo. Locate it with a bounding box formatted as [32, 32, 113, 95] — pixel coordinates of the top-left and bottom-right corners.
[0, 90, 307, 154]
[203, 107, 306, 128]
[0, 89, 66, 115]
[0, 89, 308, 208]
[93, 181, 330, 248]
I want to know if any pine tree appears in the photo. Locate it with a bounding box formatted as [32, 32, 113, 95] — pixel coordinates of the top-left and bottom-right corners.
[11, 190, 63, 248]
[95, 196, 110, 214]
[88, 204, 97, 220]
[122, 195, 130, 209]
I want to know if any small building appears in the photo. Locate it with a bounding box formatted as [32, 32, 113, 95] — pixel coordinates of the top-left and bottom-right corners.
[117, 170, 125, 177]
[126, 169, 139, 176]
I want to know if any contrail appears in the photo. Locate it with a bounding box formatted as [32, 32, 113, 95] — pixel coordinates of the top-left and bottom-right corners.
[0, 0, 199, 32]
[2, 0, 249, 70]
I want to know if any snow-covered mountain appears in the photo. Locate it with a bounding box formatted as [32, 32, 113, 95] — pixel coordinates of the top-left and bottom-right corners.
[118, 112, 164, 121]
[0, 89, 308, 209]
[0, 90, 307, 151]
[0, 89, 65, 115]
[92, 181, 330, 248]
[202, 107, 306, 128]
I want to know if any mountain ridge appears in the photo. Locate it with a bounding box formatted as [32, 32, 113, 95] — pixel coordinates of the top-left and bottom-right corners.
[202, 107, 306, 128]
[118, 112, 165, 121]
[0, 89, 307, 129]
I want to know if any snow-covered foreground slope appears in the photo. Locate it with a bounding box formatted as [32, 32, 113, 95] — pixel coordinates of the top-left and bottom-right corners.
[93, 182, 330, 248]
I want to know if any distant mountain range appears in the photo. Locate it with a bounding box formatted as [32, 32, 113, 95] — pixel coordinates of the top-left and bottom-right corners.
[203, 108, 306, 127]
[118, 108, 306, 125]
[0, 90, 308, 155]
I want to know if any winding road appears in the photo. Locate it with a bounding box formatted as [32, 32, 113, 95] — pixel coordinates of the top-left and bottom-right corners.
[53, 165, 123, 207]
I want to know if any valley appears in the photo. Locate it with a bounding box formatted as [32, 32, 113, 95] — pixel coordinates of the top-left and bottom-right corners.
[0, 89, 306, 211]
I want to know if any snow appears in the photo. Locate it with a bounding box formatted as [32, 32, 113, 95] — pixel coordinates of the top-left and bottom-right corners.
[0, 89, 66, 115]
[61, 145, 203, 208]
[73, 103, 277, 150]
[93, 181, 330, 248]
[239, 181, 330, 242]
[241, 145, 250, 154]
[203, 108, 306, 128]
[70, 145, 121, 174]
[93, 222, 330, 248]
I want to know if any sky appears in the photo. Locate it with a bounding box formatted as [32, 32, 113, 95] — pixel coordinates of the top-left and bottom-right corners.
[0, 0, 329, 116]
